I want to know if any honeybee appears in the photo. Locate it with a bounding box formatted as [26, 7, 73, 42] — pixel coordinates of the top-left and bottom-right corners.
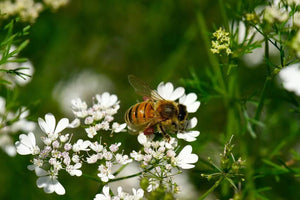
[125, 75, 188, 138]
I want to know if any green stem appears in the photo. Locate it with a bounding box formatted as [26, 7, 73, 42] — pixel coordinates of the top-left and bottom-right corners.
[82, 173, 101, 182]
[254, 36, 272, 121]
[113, 163, 129, 176]
[254, 77, 271, 121]
[108, 166, 155, 183]
[198, 176, 224, 200]
[265, 37, 271, 76]
[108, 171, 143, 183]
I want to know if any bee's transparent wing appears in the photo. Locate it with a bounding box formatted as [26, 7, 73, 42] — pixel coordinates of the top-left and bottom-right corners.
[128, 75, 164, 101]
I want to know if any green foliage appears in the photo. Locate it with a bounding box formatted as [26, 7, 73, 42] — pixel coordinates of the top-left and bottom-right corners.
[0, 19, 30, 85]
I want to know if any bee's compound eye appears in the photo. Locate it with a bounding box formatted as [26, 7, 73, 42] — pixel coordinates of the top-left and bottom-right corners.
[178, 104, 187, 121]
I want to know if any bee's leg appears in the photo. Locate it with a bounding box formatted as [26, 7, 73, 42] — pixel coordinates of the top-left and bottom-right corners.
[158, 124, 170, 142]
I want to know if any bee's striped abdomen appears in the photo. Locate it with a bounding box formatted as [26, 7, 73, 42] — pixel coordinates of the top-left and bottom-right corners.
[125, 101, 155, 127]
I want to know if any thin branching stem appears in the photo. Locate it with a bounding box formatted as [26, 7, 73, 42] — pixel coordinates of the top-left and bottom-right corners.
[198, 176, 224, 200]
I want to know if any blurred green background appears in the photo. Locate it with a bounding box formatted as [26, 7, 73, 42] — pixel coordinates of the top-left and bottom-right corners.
[1, 0, 300, 199]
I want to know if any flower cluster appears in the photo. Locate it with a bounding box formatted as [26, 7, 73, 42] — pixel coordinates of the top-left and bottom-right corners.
[15, 111, 132, 195]
[258, 0, 300, 57]
[156, 81, 201, 142]
[86, 141, 132, 182]
[0, 0, 69, 23]
[210, 27, 232, 55]
[71, 92, 126, 138]
[0, 97, 35, 156]
[131, 134, 198, 195]
[94, 185, 144, 200]
[15, 113, 76, 195]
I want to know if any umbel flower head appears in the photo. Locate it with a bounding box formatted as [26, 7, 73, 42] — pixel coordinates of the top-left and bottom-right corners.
[15, 91, 131, 195]
[71, 92, 126, 138]
[130, 133, 199, 195]
[210, 27, 232, 55]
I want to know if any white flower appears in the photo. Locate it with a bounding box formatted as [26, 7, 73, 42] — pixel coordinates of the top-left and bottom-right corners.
[95, 92, 119, 108]
[264, 6, 289, 24]
[36, 168, 65, 195]
[111, 122, 127, 133]
[179, 93, 200, 113]
[66, 163, 82, 176]
[132, 188, 144, 200]
[137, 133, 154, 146]
[176, 145, 198, 169]
[109, 143, 121, 152]
[117, 186, 144, 200]
[94, 186, 114, 200]
[72, 154, 80, 163]
[90, 142, 104, 153]
[177, 117, 200, 142]
[115, 154, 133, 164]
[15, 132, 40, 155]
[38, 113, 69, 140]
[87, 154, 99, 164]
[157, 82, 185, 100]
[279, 63, 300, 96]
[85, 126, 98, 138]
[97, 163, 115, 182]
[72, 139, 91, 152]
[71, 98, 88, 118]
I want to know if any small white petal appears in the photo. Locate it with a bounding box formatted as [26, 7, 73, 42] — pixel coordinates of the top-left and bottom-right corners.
[35, 168, 48, 176]
[188, 117, 198, 129]
[157, 82, 174, 99]
[169, 87, 185, 100]
[69, 118, 80, 128]
[52, 179, 66, 195]
[38, 118, 50, 134]
[184, 93, 197, 104]
[37, 176, 50, 189]
[177, 131, 200, 142]
[103, 186, 110, 197]
[137, 133, 147, 145]
[187, 101, 200, 113]
[54, 118, 69, 134]
[45, 113, 56, 134]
